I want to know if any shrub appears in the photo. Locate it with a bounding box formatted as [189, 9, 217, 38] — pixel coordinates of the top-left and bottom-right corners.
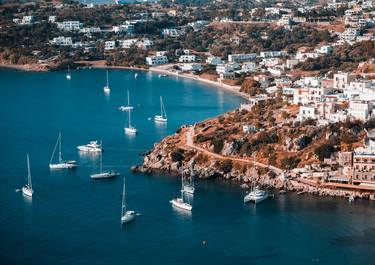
[212, 136, 224, 154]
[170, 149, 184, 162]
[281, 156, 300, 170]
[219, 159, 233, 173]
[314, 143, 335, 161]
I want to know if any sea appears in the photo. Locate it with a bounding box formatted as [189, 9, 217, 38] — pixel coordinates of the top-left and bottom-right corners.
[0, 68, 374, 265]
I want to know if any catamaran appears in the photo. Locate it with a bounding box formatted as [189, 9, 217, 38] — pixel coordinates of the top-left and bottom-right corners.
[22, 154, 34, 197]
[181, 166, 195, 194]
[77, 140, 102, 153]
[90, 141, 120, 179]
[119, 90, 134, 111]
[154, 96, 167, 123]
[103, 70, 110, 94]
[170, 172, 192, 211]
[49, 132, 77, 169]
[124, 107, 137, 134]
[121, 178, 136, 224]
[66, 65, 71, 80]
[244, 154, 268, 204]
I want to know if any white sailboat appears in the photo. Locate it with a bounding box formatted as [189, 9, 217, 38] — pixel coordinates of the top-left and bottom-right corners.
[66, 65, 71, 80]
[119, 90, 134, 111]
[103, 71, 110, 94]
[121, 178, 136, 225]
[49, 132, 77, 169]
[181, 166, 195, 194]
[170, 172, 192, 211]
[244, 154, 268, 204]
[124, 107, 137, 134]
[154, 96, 167, 123]
[90, 141, 120, 179]
[22, 154, 34, 197]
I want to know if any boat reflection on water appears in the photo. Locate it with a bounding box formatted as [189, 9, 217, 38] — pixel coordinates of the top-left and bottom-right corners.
[78, 151, 100, 163]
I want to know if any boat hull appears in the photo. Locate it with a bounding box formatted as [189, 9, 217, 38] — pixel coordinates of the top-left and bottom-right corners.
[90, 172, 120, 179]
[119, 106, 134, 111]
[244, 193, 269, 204]
[154, 116, 167, 122]
[170, 199, 192, 211]
[22, 186, 33, 197]
[124, 127, 137, 134]
[121, 211, 136, 224]
[77, 146, 102, 152]
[49, 161, 77, 169]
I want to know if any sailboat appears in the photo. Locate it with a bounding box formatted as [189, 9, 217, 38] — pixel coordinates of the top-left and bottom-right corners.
[22, 154, 34, 197]
[181, 166, 195, 194]
[119, 90, 134, 111]
[124, 107, 137, 134]
[121, 178, 136, 224]
[103, 71, 110, 94]
[66, 65, 71, 80]
[170, 172, 192, 211]
[90, 141, 120, 179]
[154, 96, 167, 122]
[49, 132, 77, 169]
[244, 154, 268, 204]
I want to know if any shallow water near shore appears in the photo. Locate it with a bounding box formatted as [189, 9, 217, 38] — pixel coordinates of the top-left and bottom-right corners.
[0, 68, 375, 265]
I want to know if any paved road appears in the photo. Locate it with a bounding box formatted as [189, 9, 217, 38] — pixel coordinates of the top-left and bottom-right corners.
[184, 126, 283, 175]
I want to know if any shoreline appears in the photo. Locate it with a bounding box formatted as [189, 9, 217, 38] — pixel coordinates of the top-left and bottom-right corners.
[0, 61, 249, 100]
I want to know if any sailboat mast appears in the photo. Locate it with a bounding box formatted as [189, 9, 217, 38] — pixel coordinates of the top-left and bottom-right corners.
[58, 132, 62, 163]
[160, 96, 163, 116]
[27, 154, 32, 189]
[122, 178, 126, 215]
[106, 71, 109, 87]
[127, 90, 130, 106]
[100, 140, 103, 173]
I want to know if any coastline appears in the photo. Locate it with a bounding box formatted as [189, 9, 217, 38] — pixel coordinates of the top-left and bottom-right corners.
[0, 61, 249, 99]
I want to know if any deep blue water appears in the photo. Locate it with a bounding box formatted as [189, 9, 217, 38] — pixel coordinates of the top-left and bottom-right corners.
[0, 68, 375, 265]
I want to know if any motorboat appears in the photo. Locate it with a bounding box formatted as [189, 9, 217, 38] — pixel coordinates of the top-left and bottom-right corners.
[77, 141, 102, 152]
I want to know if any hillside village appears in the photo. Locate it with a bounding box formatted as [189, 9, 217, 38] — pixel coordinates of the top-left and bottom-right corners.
[2, 0, 375, 198]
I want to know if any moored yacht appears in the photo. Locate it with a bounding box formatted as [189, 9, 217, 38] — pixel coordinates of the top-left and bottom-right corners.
[90, 141, 120, 179]
[119, 90, 134, 111]
[22, 154, 34, 197]
[77, 141, 102, 152]
[154, 96, 167, 123]
[244, 187, 269, 204]
[170, 170, 192, 211]
[49, 132, 77, 169]
[103, 70, 110, 94]
[121, 178, 136, 224]
[66, 65, 71, 80]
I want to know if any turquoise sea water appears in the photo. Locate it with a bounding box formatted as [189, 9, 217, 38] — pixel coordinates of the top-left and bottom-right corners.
[0, 68, 375, 265]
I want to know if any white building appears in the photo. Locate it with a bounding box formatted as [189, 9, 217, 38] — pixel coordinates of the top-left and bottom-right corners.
[51, 36, 73, 46]
[297, 105, 317, 121]
[228, 53, 257, 63]
[180, 63, 203, 72]
[349, 100, 373, 121]
[241, 62, 256, 73]
[112, 24, 134, 34]
[333, 72, 355, 90]
[104, 41, 116, 50]
[57, 21, 82, 31]
[48, 16, 56, 23]
[21, 16, 34, 25]
[179, 55, 196, 63]
[216, 64, 235, 74]
[259, 51, 288, 58]
[146, 55, 168, 66]
[316, 45, 333, 54]
[162, 28, 183, 37]
[206, 56, 222, 65]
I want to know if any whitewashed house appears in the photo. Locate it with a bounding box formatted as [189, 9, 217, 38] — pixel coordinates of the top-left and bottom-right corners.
[179, 55, 196, 63]
[206, 56, 222, 65]
[145, 55, 168, 66]
[104, 41, 116, 50]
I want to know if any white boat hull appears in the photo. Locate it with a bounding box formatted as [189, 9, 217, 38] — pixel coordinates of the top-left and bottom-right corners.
[49, 161, 77, 169]
[119, 106, 134, 111]
[22, 186, 33, 197]
[154, 115, 167, 122]
[77, 146, 102, 152]
[244, 192, 269, 204]
[66, 74, 71, 80]
[90, 172, 120, 179]
[170, 198, 192, 211]
[121, 211, 136, 224]
[103, 86, 110, 94]
[124, 127, 137, 134]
